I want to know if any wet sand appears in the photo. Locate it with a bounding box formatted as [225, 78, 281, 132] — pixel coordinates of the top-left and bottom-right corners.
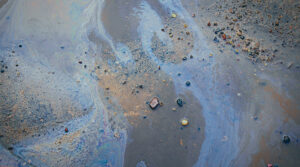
[0, 0, 299, 167]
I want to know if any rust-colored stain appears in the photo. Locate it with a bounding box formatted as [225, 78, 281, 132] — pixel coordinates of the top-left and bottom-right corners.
[264, 85, 300, 124]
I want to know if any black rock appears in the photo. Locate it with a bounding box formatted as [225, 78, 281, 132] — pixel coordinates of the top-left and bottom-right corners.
[282, 135, 290, 144]
[214, 37, 219, 43]
[185, 81, 191, 86]
[176, 98, 183, 107]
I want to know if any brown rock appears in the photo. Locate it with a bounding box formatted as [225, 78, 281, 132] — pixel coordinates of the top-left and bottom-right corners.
[207, 21, 211, 26]
[149, 97, 159, 109]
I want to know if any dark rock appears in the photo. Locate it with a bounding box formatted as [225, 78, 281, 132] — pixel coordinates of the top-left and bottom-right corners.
[182, 57, 187, 61]
[177, 98, 183, 107]
[185, 81, 191, 86]
[215, 28, 221, 34]
[19, 44, 22, 48]
[214, 37, 220, 43]
[282, 135, 290, 144]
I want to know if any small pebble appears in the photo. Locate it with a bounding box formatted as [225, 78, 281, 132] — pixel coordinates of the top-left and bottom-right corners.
[185, 81, 191, 86]
[176, 98, 183, 107]
[282, 135, 290, 144]
[181, 118, 189, 126]
[149, 97, 159, 109]
[65, 128, 69, 133]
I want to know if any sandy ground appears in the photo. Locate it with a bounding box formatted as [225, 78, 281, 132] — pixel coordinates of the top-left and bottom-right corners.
[0, 0, 299, 167]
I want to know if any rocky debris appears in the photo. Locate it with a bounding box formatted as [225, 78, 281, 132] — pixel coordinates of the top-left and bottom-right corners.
[180, 118, 189, 126]
[203, 0, 300, 63]
[282, 135, 290, 144]
[176, 98, 183, 107]
[149, 97, 159, 109]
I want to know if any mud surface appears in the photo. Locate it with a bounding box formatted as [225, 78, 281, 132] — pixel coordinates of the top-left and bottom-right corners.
[0, 0, 299, 167]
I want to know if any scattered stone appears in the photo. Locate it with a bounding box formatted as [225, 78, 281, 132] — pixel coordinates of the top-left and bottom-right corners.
[192, 13, 196, 17]
[149, 97, 159, 109]
[213, 22, 218, 26]
[8, 147, 13, 150]
[182, 57, 187, 61]
[282, 135, 290, 144]
[172, 107, 176, 111]
[184, 24, 188, 28]
[235, 49, 239, 54]
[213, 37, 219, 43]
[171, 13, 177, 18]
[222, 34, 226, 40]
[181, 118, 189, 126]
[237, 93, 241, 96]
[207, 21, 211, 26]
[19, 44, 22, 48]
[176, 98, 183, 107]
[287, 62, 293, 69]
[185, 81, 191, 86]
[161, 28, 165, 32]
[65, 128, 69, 133]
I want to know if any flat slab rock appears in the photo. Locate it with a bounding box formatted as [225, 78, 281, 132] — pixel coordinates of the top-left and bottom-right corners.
[149, 97, 159, 109]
